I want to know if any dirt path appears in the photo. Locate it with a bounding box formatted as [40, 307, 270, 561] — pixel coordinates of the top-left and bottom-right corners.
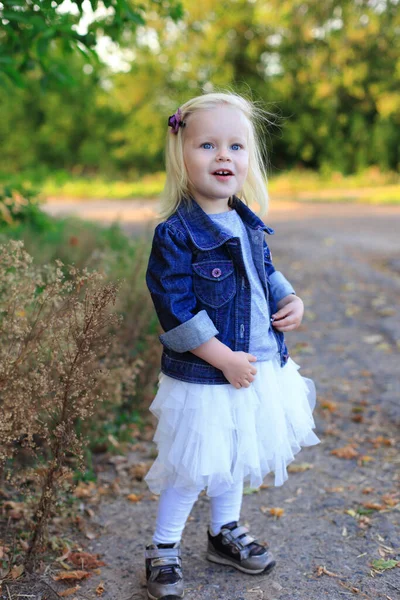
[44, 200, 400, 600]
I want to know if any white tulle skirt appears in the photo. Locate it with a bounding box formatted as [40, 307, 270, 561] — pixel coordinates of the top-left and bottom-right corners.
[145, 356, 320, 497]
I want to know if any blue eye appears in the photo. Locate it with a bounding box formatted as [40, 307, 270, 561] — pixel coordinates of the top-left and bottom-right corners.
[201, 143, 213, 149]
[231, 144, 242, 150]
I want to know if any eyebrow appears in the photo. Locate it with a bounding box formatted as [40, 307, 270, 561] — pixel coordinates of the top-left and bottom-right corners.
[192, 135, 247, 144]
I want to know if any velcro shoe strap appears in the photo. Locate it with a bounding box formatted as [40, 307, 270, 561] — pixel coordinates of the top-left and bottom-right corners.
[229, 525, 249, 539]
[151, 556, 181, 568]
[238, 534, 256, 547]
[145, 546, 181, 560]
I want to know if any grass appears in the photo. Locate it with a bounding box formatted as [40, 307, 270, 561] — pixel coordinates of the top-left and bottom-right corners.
[1, 167, 400, 205]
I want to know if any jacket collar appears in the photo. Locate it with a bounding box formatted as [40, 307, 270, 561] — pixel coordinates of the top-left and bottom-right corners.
[176, 195, 274, 251]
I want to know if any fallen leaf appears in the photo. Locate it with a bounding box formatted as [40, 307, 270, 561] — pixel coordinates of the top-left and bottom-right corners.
[74, 482, 97, 499]
[376, 342, 391, 352]
[379, 307, 396, 316]
[288, 462, 314, 473]
[358, 516, 372, 529]
[68, 552, 106, 570]
[320, 400, 337, 412]
[381, 494, 399, 507]
[59, 586, 80, 597]
[126, 493, 143, 503]
[54, 570, 91, 581]
[19, 540, 29, 552]
[370, 436, 394, 448]
[362, 502, 384, 511]
[292, 342, 315, 354]
[10, 564, 24, 579]
[357, 455, 375, 466]
[326, 486, 345, 493]
[324, 424, 341, 436]
[96, 582, 105, 596]
[370, 559, 399, 571]
[331, 445, 359, 459]
[315, 565, 341, 578]
[269, 507, 284, 518]
[362, 487, 374, 494]
[130, 463, 150, 480]
[243, 487, 260, 495]
[351, 414, 364, 423]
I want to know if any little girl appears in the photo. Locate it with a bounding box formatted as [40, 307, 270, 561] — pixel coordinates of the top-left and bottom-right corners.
[144, 91, 320, 600]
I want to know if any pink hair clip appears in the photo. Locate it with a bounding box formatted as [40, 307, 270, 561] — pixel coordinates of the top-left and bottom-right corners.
[168, 108, 185, 134]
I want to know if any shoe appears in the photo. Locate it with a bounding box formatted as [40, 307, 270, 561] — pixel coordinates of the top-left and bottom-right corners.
[206, 521, 276, 575]
[145, 542, 184, 599]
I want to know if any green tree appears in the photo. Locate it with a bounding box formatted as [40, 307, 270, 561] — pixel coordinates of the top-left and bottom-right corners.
[0, 0, 183, 86]
[111, 0, 400, 173]
[2, 0, 400, 176]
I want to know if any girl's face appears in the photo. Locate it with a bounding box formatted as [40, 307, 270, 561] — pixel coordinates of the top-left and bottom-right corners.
[182, 105, 249, 214]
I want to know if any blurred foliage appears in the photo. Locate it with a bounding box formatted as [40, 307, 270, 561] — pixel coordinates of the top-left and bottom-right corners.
[0, 182, 44, 226]
[1, 0, 400, 179]
[0, 0, 183, 86]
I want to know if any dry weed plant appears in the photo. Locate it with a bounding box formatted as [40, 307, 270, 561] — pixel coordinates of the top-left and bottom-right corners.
[0, 239, 126, 570]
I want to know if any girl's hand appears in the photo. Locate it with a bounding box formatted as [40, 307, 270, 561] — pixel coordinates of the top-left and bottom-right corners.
[221, 352, 257, 390]
[271, 295, 304, 332]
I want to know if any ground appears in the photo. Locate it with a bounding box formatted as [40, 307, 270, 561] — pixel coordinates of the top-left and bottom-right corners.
[6, 200, 400, 600]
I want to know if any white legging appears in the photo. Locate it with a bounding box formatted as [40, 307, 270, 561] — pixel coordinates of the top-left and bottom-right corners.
[153, 480, 244, 544]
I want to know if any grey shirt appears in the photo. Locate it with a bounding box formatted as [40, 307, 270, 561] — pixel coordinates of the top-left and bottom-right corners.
[209, 208, 280, 362]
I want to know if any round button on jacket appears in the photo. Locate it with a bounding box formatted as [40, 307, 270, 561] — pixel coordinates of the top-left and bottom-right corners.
[211, 267, 222, 278]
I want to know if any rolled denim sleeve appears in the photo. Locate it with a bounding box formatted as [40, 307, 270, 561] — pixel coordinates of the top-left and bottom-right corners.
[268, 271, 296, 304]
[263, 241, 296, 304]
[146, 222, 219, 353]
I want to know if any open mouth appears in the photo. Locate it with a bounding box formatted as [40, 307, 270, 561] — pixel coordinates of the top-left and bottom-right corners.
[213, 170, 233, 176]
[213, 170, 234, 181]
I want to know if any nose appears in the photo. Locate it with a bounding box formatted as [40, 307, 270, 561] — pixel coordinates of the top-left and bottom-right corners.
[216, 149, 231, 161]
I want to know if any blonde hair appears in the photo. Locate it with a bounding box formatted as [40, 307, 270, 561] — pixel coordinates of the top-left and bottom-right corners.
[158, 90, 273, 219]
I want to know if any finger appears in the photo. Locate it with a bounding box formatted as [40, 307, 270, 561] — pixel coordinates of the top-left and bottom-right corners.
[274, 323, 298, 332]
[250, 366, 257, 375]
[247, 354, 257, 362]
[271, 307, 292, 321]
[241, 379, 250, 388]
[273, 317, 294, 327]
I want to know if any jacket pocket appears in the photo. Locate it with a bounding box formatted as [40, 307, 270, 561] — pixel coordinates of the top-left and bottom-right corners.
[192, 260, 236, 308]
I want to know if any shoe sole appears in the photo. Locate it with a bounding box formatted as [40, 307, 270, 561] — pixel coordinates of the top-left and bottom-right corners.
[147, 592, 184, 600]
[206, 551, 276, 575]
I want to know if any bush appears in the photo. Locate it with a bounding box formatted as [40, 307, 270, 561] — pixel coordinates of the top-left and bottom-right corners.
[0, 220, 161, 569]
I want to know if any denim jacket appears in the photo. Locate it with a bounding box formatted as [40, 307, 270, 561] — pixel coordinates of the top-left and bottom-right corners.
[146, 195, 296, 384]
